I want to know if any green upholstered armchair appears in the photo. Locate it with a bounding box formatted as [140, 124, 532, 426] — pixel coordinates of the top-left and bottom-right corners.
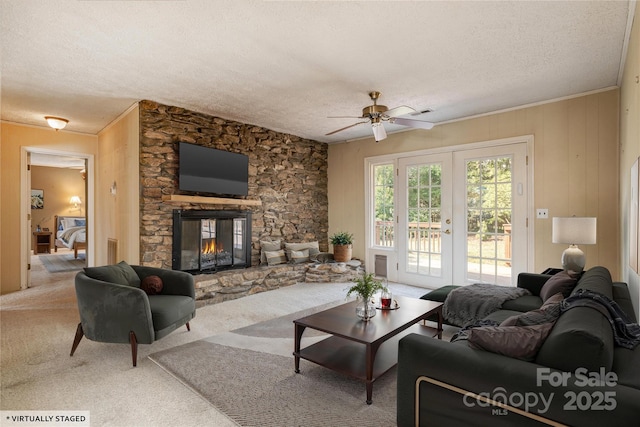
[70, 262, 196, 366]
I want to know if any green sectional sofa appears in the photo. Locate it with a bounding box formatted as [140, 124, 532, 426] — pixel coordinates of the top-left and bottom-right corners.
[397, 266, 640, 426]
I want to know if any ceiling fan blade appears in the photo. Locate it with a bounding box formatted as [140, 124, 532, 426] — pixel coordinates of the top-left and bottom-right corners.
[389, 117, 435, 130]
[325, 121, 368, 136]
[383, 105, 416, 118]
[327, 116, 365, 119]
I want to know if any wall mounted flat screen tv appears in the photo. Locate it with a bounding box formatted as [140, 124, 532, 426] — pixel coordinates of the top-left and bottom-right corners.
[179, 142, 249, 196]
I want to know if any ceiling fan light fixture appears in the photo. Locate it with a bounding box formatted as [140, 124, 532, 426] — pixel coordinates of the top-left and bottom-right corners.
[44, 116, 69, 130]
[371, 120, 387, 142]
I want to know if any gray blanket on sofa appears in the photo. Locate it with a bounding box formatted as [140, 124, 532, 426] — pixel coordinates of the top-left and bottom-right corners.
[443, 283, 531, 327]
[562, 289, 640, 349]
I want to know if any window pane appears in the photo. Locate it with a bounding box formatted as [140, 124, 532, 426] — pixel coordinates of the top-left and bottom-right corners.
[374, 164, 394, 247]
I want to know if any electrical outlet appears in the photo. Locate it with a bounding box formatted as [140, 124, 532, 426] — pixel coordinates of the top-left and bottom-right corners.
[536, 209, 549, 219]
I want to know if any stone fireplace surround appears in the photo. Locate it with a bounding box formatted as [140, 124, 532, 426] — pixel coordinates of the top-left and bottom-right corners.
[138, 100, 330, 299]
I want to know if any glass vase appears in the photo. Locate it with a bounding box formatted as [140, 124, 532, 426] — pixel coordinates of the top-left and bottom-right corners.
[355, 298, 376, 321]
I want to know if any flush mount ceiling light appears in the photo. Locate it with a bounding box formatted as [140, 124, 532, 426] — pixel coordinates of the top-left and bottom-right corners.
[44, 116, 69, 130]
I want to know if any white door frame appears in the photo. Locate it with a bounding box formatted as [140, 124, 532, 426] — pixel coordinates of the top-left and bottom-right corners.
[365, 135, 534, 287]
[20, 147, 95, 289]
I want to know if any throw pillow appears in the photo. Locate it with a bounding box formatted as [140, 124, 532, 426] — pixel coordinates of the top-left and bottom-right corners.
[468, 323, 555, 361]
[83, 261, 141, 288]
[539, 271, 578, 302]
[141, 275, 163, 295]
[290, 249, 310, 264]
[264, 249, 288, 266]
[260, 239, 282, 265]
[500, 298, 563, 328]
[284, 242, 320, 261]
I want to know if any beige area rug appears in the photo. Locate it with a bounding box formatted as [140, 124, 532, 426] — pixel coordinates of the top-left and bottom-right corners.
[40, 252, 86, 273]
[149, 302, 400, 427]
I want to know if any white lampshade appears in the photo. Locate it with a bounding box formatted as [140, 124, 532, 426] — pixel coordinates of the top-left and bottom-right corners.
[552, 217, 597, 244]
[552, 217, 597, 273]
[70, 196, 82, 207]
[45, 116, 69, 130]
[371, 121, 387, 142]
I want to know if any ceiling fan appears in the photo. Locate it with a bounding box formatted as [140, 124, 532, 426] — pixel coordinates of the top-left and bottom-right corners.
[326, 91, 434, 142]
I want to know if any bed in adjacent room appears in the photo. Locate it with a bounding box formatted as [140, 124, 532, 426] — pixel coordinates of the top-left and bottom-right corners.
[54, 215, 86, 259]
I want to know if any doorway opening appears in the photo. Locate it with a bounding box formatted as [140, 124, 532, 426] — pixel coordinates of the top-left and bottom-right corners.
[21, 148, 95, 289]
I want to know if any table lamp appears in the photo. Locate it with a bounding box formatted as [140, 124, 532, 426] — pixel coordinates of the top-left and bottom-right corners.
[552, 217, 597, 273]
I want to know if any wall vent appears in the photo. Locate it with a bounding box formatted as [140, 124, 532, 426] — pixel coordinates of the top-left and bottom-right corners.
[374, 254, 387, 278]
[107, 239, 118, 265]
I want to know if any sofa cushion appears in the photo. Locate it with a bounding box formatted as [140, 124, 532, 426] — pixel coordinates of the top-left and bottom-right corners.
[148, 295, 195, 332]
[468, 322, 554, 361]
[260, 239, 282, 264]
[420, 285, 460, 303]
[539, 270, 578, 301]
[573, 266, 613, 299]
[141, 275, 163, 295]
[613, 346, 640, 389]
[535, 305, 615, 372]
[482, 309, 523, 324]
[501, 295, 543, 312]
[83, 261, 140, 288]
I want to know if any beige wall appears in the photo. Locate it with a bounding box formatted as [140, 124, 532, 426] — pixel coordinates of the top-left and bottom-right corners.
[0, 123, 98, 294]
[95, 105, 140, 266]
[328, 89, 620, 280]
[620, 2, 640, 317]
[30, 166, 86, 235]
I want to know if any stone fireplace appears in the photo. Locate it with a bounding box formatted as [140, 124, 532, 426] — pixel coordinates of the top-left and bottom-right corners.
[139, 100, 329, 272]
[172, 209, 252, 273]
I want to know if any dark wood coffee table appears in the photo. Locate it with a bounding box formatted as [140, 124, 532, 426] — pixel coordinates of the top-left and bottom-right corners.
[293, 295, 443, 404]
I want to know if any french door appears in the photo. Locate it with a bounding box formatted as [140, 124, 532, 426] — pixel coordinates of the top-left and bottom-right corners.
[397, 143, 529, 288]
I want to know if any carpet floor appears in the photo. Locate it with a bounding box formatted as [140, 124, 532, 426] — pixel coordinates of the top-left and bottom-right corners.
[149, 302, 400, 427]
[40, 252, 86, 273]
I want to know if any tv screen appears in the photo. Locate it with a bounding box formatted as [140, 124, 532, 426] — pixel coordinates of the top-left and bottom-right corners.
[179, 142, 249, 196]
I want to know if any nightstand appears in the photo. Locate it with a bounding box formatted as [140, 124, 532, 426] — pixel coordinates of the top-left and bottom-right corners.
[33, 231, 52, 254]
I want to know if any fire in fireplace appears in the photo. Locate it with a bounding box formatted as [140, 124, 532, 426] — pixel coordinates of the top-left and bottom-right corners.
[172, 210, 252, 273]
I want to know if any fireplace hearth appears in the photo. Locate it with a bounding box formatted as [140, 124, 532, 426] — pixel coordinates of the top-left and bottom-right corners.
[172, 209, 252, 273]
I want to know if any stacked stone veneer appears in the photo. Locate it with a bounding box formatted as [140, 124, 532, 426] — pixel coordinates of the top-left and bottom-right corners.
[138, 100, 330, 299]
[195, 261, 363, 306]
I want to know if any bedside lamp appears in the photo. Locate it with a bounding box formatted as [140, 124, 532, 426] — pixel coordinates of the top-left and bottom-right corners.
[552, 217, 597, 273]
[70, 196, 82, 209]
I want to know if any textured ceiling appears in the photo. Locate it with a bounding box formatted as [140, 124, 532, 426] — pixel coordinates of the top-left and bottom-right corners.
[0, 1, 633, 143]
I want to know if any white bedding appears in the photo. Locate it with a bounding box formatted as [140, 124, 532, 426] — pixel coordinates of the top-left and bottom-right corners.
[57, 226, 86, 247]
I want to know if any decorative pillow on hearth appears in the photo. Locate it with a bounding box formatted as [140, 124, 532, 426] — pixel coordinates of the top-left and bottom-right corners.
[284, 241, 320, 261]
[290, 249, 310, 264]
[141, 275, 163, 295]
[264, 249, 288, 266]
[260, 239, 282, 264]
[539, 271, 578, 302]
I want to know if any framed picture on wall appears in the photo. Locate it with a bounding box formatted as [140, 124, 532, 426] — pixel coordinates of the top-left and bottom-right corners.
[31, 189, 44, 209]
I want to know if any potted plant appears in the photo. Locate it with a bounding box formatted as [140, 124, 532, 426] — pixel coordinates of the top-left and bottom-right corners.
[330, 231, 353, 262]
[346, 272, 388, 321]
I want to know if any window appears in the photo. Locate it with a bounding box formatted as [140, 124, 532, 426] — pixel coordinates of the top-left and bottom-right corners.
[374, 164, 394, 247]
[465, 157, 513, 284]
